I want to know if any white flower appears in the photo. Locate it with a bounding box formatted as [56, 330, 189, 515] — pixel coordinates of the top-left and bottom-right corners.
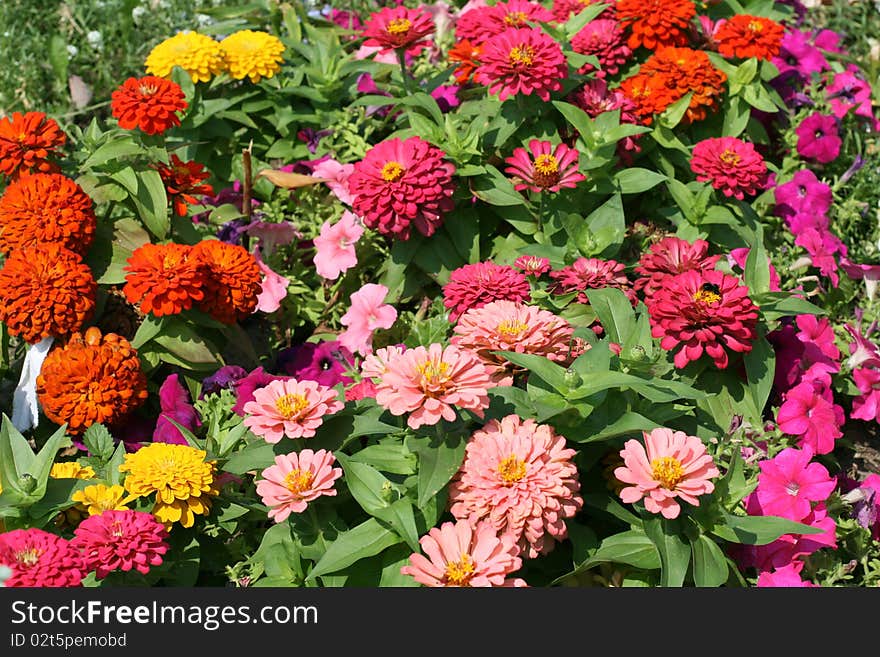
[86, 30, 104, 51]
[196, 13, 213, 27]
[132, 6, 147, 22]
[66, 44, 78, 58]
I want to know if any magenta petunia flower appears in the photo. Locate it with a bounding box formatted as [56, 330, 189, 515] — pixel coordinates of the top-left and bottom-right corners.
[313, 210, 364, 280]
[153, 373, 201, 445]
[338, 283, 398, 357]
[840, 258, 880, 303]
[844, 319, 880, 371]
[614, 427, 720, 520]
[772, 29, 830, 81]
[72, 510, 169, 579]
[361, 5, 435, 53]
[794, 228, 845, 286]
[571, 19, 631, 77]
[549, 257, 636, 305]
[348, 136, 456, 240]
[0, 528, 83, 587]
[634, 237, 721, 297]
[242, 378, 344, 443]
[795, 113, 842, 164]
[503, 139, 585, 193]
[276, 340, 355, 388]
[851, 367, 880, 423]
[513, 255, 551, 276]
[757, 563, 818, 587]
[473, 27, 568, 102]
[754, 446, 836, 522]
[255, 449, 343, 523]
[442, 261, 531, 322]
[400, 519, 526, 587]
[448, 414, 583, 558]
[455, 0, 555, 46]
[690, 137, 768, 200]
[826, 66, 879, 128]
[232, 367, 292, 416]
[776, 378, 844, 455]
[773, 169, 832, 234]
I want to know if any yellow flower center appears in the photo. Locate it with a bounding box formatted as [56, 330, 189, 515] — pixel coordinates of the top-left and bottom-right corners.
[387, 18, 412, 35]
[110, 521, 126, 538]
[508, 44, 535, 67]
[163, 251, 183, 270]
[498, 454, 527, 484]
[381, 160, 405, 182]
[16, 548, 42, 566]
[748, 20, 764, 33]
[445, 554, 476, 586]
[532, 153, 562, 188]
[496, 319, 528, 337]
[275, 393, 309, 419]
[416, 360, 450, 383]
[719, 149, 741, 166]
[650, 456, 685, 490]
[139, 83, 159, 96]
[504, 11, 528, 26]
[284, 468, 314, 494]
[693, 288, 722, 304]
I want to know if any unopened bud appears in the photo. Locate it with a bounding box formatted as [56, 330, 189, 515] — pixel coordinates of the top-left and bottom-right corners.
[564, 367, 582, 388]
[18, 473, 37, 494]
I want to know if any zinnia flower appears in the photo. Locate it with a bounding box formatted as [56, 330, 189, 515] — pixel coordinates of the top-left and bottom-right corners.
[313, 210, 363, 280]
[443, 261, 531, 322]
[0, 173, 95, 256]
[0, 243, 96, 344]
[448, 414, 583, 558]
[795, 113, 841, 164]
[448, 39, 482, 84]
[49, 462, 96, 480]
[119, 442, 219, 528]
[552, 0, 614, 23]
[256, 449, 343, 523]
[338, 283, 398, 357]
[192, 239, 263, 323]
[754, 446, 836, 522]
[646, 269, 759, 369]
[451, 300, 576, 385]
[0, 111, 66, 179]
[634, 237, 721, 297]
[72, 484, 131, 516]
[220, 30, 285, 83]
[690, 137, 768, 200]
[473, 27, 567, 102]
[504, 139, 585, 193]
[615, 427, 720, 519]
[242, 378, 344, 443]
[36, 327, 148, 436]
[110, 75, 188, 135]
[616, 0, 696, 50]
[400, 519, 526, 587]
[123, 242, 205, 317]
[72, 510, 169, 579]
[514, 255, 551, 276]
[571, 19, 631, 77]
[548, 257, 635, 305]
[455, 1, 554, 46]
[373, 343, 495, 429]
[145, 31, 226, 83]
[154, 153, 214, 217]
[348, 136, 456, 240]
[715, 15, 784, 61]
[0, 528, 83, 587]
[361, 6, 435, 53]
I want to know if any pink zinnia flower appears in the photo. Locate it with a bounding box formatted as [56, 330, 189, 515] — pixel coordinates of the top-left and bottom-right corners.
[647, 269, 759, 369]
[448, 414, 583, 558]
[311, 158, 355, 205]
[690, 137, 768, 200]
[754, 447, 836, 521]
[451, 300, 577, 385]
[338, 283, 398, 357]
[313, 211, 364, 280]
[442, 261, 531, 322]
[513, 255, 551, 276]
[374, 343, 494, 429]
[344, 378, 378, 402]
[255, 449, 343, 523]
[242, 378, 344, 443]
[455, 0, 555, 46]
[776, 378, 843, 455]
[503, 139, 585, 193]
[473, 27, 568, 102]
[795, 113, 841, 164]
[71, 510, 169, 579]
[851, 367, 880, 423]
[232, 366, 292, 416]
[571, 19, 631, 78]
[400, 519, 526, 587]
[254, 249, 289, 314]
[360, 345, 407, 380]
[757, 563, 818, 587]
[551, 0, 614, 23]
[634, 236, 721, 297]
[549, 257, 635, 305]
[348, 136, 456, 240]
[0, 528, 83, 587]
[614, 427, 720, 520]
[361, 6, 435, 53]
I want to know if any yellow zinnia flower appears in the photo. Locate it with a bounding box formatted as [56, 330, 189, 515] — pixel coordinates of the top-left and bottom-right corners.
[49, 462, 96, 480]
[145, 31, 227, 83]
[119, 443, 219, 528]
[220, 30, 285, 83]
[71, 483, 131, 516]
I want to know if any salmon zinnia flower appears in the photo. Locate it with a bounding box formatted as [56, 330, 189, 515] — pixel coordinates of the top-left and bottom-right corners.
[473, 27, 568, 102]
[690, 137, 768, 200]
[36, 327, 148, 435]
[0, 111, 66, 179]
[504, 139, 586, 193]
[243, 378, 344, 443]
[111, 76, 188, 135]
[72, 510, 169, 579]
[615, 427, 720, 520]
[0, 243, 96, 344]
[221, 30, 286, 83]
[123, 242, 205, 316]
[449, 414, 583, 558]
[0, 173, 95, 256]
[145, 31, 226, 83]
[715, 15, 784, 61]
[192, 239, 263, 323]
[0, 528, 83, 588]
[154, 153, 214, 217]
[616, 0, 696, 51]
[256, 449, 343, 522]
[362, 6, 435, 52]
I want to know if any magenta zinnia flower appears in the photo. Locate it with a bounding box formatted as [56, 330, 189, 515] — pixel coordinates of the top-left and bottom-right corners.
[473, 27, 568, 102]
[647, 269, 759, 369]
[256, 449, 343, 523]
[615, 427, 720, 520]
[338, 283, 398, 357]
[776, 378, 843, 455]
[72, 510, 169, 579]
[0, 528, 83, 587]
[513, 255, 551, 276]
[242, 378, 344, 443]
[690, 137, 768, 200]
[313, 210, 363, 280]
[361, 6, 435, 53]
[634, 237, 721, 297]
[449, 414, 583, 558]
[549, 257, 636, 305]
[754, 447, 836, 522]
[795, 113, 841, 164]
[571, 19, 631, 77]
[455, 0, 555, 46]
[442, 261, 531, 322]
[400, 520, 526, 587]
[348, 136, 456, 240]
[504, 139, 585, 193]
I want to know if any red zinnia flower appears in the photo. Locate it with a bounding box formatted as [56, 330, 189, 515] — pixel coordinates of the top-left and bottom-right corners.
[473, 27, 568, 102]
[634, 237, 721, 297]
[0, 111, 66, 179]
[192, 239, 264, 324]
[348, 136, 456, 240]
[362, 6, 435, 52]
[111, 75, 189, 135]
[504, 139, 585, 193]
[154, 154, 214, 217]
[647, 269, 759, 369]
[571, 19, 632, 77]
[549, 257, 636, 305]
[443, 261, 532, 322]
[456, 1, 555, 46]
[72, 510, 169, 579]
[123, 242, 206, 316]
[448, 39, 482, 84]
[616, 0, 696, 51]
[690, 136, 768, 200]
[0, 528, 83, 587]
[715, 15, 784, 61]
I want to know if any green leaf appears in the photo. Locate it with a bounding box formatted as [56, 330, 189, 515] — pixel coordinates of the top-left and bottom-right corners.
[82, 139, 143, 169]
[219, 442, 276, 475]
[754, 292, 826, 321]
[307, 518, 401, 580]
[613, 168, 667, 194]
[552, 101, 596, 147]
[110, 167, 169, 240]
[407, 433, 467, 508]
[581, 492, 643, 527]
[496, 352, 569, 393]
[82, 424, 114, 462]
[151, 318, 222, 370]
[744, 336, 775, 418]
[0, 414, 36, 496]
[551, 529, 659, 585]
[349, 444, 417, 475]
[585, 287, 636, 345]
[690, 534, 729, 587]
[576, 412, 662, 443]
[48, 34, 68, 84]
[744, 226, 771, 295]
[659, 92, 693, 129]
[471, 164, 526, 206]
[584, 193, 625, 258]
[643, 517, 691, 587]
[337, 455, 394, 518]
[712, 512, 825, 546]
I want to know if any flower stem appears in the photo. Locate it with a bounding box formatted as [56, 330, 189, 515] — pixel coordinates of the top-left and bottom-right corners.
[397, 48, 412, 96]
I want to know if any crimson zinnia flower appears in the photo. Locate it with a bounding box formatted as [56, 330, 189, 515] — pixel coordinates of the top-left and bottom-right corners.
[634, 236, 721, 297]
[647, 269, 759, 369]
[549, 257, 636, 305]
[0, 111, 66, 179]
[504, 139, 585, 193]
[455, 0, 555, 46]
[473, 27, 568, 102]
[571, 19, 631, 77]
[0, 528, 83, 587]
[154, 154, 214, 216]
[123, 242, 206, 316]
[715, 15, 785, 61]
[111, 75, 188, 135]
[443, 261, 531, 322]
[362, 6, 435, 52]
[72, 510, 169, 579]
[690, 137, 768, 200]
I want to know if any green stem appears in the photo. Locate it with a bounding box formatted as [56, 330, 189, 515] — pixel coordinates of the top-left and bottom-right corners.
[397, 48, 412, 96]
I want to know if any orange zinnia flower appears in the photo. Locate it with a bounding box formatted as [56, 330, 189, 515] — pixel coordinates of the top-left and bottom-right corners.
[111, 76, 189, 135]
[192, 239, 263, 324]
[36, 327, 148, 436]
[618, 72, 678, 124]
[0, 243, 96, 344]
[0, 173, 96, 256]
[0, 111, 66, 179]
[448, 39, 482, 84]
[154, 154, 214, 216]
[715, 15, 785, 61]
[616, 0, 696, 51]
[123, 242, 206, 317]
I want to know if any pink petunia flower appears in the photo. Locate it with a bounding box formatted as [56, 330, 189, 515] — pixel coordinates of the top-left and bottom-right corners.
[255, 449, 343, 523]
[795, 113, 842, 164]
[634, 237, 721, 297]
[338, 283, 398, 357]
[448, 414, 583, 558]
[844, 318, 880, 371]
[153, 373, 201, 445]
[72, 510, 169, 579]
[825, 66, 880, 128]
[443, 261, 531, 322]
[614, 427, 720, 520]
[242, 378, 344, 443]
[840, 258, 880, 303]
[757, 563, 818, 587]
[690, 137, 768, 200]
[754, 446, 836, 521]
[794, 228, 846, 286]
[313, 211, 364, 280]
[244, 220, 300, 257]
[311, 158, 355, 206]
[253, 248, 289, 314]
[473, 27, 568, 102]
[503, 139, 585, 193]
[851, 367, 880, 423]
[776, 378, 844, 455]
[0, 528, 83, 587]
[773, 169, 832, 233]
